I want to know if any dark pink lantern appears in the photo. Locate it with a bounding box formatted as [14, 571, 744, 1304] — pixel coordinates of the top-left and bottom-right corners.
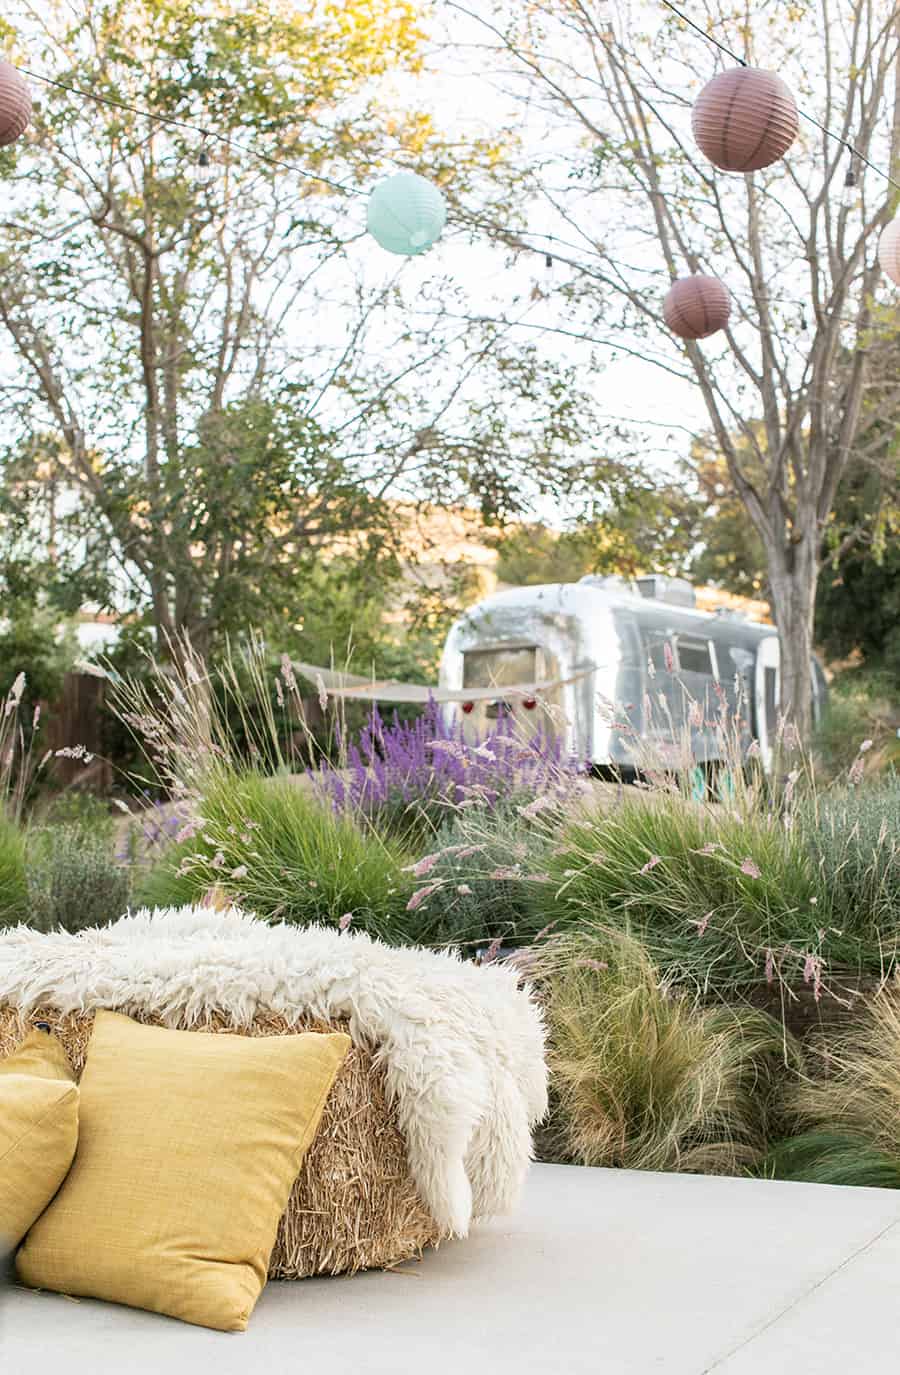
[692, 67, 798, 173]
[663, 274, 731, 341]
[0, 61, 31, 147]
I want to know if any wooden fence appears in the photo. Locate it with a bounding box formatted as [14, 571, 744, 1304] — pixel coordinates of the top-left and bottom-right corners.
[44, 672, 113, 792]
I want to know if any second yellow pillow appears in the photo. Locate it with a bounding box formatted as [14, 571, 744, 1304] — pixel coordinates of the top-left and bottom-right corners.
[0, 1028, 78, 1254]
[17, 1011, 350, 1329]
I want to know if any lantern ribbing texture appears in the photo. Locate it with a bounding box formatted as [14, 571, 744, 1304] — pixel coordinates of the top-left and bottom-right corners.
[692, 67, 798, 173]
[878, 219, 900, 286]
[663, 275, 731, 340]
[0, 61, 31, 147]
[367, 172, 447, 256]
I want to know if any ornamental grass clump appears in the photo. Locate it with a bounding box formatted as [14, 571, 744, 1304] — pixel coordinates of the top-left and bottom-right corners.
[525, 926, 792, 1174]
[758, 1131, 900, 1189]
[797, 773, 900, 947]
[542, 792, 834, 997]
[0, 815, 27, 929]
[393, 802, 562, 954]
[768, 980, 900, 1187]
[134, 770, 413, 943]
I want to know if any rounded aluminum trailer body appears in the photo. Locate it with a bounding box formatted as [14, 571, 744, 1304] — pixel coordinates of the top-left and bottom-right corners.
[439, 581, 826, 771]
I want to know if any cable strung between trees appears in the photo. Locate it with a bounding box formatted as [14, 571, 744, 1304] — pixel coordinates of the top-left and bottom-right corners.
[659, 0, 900, 194]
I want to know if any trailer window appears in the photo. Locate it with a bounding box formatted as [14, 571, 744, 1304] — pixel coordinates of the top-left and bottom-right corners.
[675, 637, 714, 676]
[462, 647, 537, 689]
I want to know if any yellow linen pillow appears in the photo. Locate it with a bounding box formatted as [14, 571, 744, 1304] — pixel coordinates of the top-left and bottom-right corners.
[0, 1028, 78, 1254]
[17, 1010, 350, 1331]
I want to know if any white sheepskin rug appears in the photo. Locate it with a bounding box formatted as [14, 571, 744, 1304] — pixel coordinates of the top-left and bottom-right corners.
[0, 906, 548, 1237]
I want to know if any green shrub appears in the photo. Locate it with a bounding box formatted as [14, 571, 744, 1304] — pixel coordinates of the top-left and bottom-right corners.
[813, 667, 900, 781]
[133, 771, 414, 943]
[26, 824, 131, 933]
[35, 791, 116, 839]
[526, 925, 792, 1174]
[539, 794, 831, 996]
[395, 803, 561, 953]
[798, 776, 900, 947]
[757, 1131, 900, 1188]
[131, 835, 201, 911]
[0, 817, 27, 928]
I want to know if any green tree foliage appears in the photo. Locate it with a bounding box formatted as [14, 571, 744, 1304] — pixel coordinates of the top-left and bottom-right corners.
[0, 604, 76, 713]
[493, 482, 702, 587]
[688, 448, 769, 603]
[818, 513, 900, 679]
[816, 341, 900, 678]
[0, 0, 621, 651]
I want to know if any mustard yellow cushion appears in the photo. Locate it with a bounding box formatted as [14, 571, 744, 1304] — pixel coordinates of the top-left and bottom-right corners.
[17, 1010, 350, 1330]
[0, 1029, 78, 1253]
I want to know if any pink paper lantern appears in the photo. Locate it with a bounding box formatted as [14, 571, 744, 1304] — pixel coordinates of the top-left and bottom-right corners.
[663, 274, 731, 340]
[692, 67, 798, 173]
[0, 61, 31, 147]
[878, 219, 900, 286]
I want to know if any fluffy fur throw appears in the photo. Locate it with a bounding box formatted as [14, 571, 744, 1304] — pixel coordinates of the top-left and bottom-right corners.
[0, 906, 547, 1236]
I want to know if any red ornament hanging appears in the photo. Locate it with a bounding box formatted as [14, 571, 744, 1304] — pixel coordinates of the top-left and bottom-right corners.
[663, 274, 731, 341]
[692, 67, 798, 173]
[461, 701, 475, 714]
[522, 698, 537, 711]
[0, 61, 31, 147]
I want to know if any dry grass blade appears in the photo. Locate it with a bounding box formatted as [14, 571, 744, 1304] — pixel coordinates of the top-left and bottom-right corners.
[528, 926, 796, 1175]
[786, 976, 900, 1160]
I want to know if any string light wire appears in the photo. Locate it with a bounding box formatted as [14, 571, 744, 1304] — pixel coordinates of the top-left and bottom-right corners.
[16, 64, 360, 197]
[659, 0, 900, 195]
[11, 8, 900, 273]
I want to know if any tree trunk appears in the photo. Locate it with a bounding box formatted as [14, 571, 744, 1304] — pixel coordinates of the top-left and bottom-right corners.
[764, 517, 818, 743]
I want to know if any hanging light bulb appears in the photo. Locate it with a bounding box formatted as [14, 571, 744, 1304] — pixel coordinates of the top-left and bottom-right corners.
[841, 161, 858, 210]
[195, 146, 214, 188]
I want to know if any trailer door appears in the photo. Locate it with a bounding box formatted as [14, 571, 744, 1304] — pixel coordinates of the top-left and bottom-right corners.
[754, 636, 780, 772]
[461, 645, 562, 743]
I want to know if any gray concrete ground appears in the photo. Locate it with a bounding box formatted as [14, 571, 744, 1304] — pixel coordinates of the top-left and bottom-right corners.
[3, 1162, 899, 1373]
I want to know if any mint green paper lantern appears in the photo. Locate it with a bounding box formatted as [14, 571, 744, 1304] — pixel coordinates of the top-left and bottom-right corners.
[367, 172, 447, 256]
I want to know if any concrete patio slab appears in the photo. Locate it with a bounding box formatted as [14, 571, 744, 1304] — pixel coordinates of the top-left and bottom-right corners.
[3, 1162, 899, 1373]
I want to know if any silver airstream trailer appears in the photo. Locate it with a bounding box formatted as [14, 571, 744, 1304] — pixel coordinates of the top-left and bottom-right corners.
[439, 574, 827, 775]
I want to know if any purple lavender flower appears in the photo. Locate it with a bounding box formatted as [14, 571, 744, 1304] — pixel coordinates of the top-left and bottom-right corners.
[319, 699, 577, 826]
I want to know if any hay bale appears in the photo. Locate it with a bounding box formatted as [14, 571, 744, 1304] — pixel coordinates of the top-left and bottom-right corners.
[0, 1004, 445, 1278]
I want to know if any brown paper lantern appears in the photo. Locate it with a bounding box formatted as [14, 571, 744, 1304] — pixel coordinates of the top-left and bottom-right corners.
[663, 274, 731, 340]
[692, 67, 798, 173]
[0, 61, 31, 147]
[878, 219, 900, 286]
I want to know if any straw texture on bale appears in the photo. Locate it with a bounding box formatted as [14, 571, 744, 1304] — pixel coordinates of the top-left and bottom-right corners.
[0, 1004, 445, 1278]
